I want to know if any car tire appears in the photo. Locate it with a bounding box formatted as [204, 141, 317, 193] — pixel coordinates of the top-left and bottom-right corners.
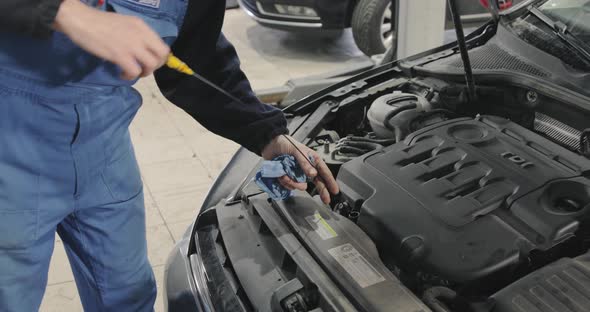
[352, 0, 396, 56]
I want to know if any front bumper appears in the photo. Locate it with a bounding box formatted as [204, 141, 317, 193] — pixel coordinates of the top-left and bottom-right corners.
[164, 148, 261, 312]
[238, 0, 323, 30]
[164, 217, 248, 312]
[164, 226, 210, 312]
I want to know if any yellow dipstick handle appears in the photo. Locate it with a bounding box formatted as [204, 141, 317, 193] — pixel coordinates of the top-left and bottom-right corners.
[166, 53, 195, 76]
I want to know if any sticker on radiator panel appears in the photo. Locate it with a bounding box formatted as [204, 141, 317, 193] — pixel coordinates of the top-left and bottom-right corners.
[305, 212, 337, 240]
[328, 244, 386, 288]
[126, 0, 160, 8]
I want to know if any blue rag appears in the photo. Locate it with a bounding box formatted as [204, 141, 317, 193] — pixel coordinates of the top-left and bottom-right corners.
[255, 155, 309, 200]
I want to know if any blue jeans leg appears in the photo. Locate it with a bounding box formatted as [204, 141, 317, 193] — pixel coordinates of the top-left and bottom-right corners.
[56, 87, 156, 312]
[57, 190, 156, 312]
[0, 72, 156, 311]
[0, 80, 78, 312]
[0, 232, 55, 312]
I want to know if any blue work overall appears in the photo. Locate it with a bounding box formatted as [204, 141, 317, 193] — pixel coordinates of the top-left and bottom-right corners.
[0, 0, 187, 311]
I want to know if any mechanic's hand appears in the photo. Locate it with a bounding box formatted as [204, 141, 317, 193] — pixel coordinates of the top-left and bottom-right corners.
[53, 0, 170, 80]
[261, 135, 340, 204]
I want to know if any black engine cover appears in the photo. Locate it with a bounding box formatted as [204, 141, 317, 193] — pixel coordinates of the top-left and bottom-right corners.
[337, 116, 590, 283]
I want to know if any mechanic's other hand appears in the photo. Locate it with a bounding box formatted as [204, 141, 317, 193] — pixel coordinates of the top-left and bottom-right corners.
[261, 135, 340, 204]
[53, 0, 170, 80]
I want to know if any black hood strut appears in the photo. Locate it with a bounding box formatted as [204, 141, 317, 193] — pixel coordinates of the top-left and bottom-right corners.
[447, 0, 477, 102]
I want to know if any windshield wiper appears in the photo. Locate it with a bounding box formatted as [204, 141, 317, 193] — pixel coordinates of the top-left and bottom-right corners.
[528, 6, 590, 62]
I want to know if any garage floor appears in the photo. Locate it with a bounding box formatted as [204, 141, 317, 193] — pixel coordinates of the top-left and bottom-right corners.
[39, 9, 366, 311]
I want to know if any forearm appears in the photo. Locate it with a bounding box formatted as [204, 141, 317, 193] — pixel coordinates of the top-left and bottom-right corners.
[156, 33, 288, 154]
[155, 0, 288, 154]
[0, 0, 62, 38]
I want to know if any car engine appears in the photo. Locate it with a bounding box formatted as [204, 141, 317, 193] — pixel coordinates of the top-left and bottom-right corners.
[339, 115, 590, 285]
[304, 76, 590, 305]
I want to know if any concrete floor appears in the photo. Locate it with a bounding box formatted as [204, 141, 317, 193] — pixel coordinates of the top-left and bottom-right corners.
[39, 9, 365, 312]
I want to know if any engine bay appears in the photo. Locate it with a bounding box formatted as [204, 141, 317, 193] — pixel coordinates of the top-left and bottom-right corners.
[297, 75, 590, 310]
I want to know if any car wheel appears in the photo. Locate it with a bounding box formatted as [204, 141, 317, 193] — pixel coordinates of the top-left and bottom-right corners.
[352, 0, 396, 56]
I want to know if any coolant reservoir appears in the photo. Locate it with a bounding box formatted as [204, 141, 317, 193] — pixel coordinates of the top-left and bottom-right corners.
[367, 92, 431, 139]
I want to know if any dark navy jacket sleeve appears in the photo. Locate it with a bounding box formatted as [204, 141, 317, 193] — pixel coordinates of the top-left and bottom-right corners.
[154, 0, 288, 155]
[0, 0, 62, 38]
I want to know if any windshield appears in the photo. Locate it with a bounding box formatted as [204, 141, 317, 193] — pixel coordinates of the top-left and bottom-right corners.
[539, 0, 590, 41]
[507, 0, 590, 71]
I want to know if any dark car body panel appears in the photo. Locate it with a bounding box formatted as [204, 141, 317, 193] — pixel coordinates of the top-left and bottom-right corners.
[164, 244, 201, 311]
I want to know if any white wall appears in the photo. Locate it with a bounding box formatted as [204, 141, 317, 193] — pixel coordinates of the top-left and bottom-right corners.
[396, 0, 447, 58]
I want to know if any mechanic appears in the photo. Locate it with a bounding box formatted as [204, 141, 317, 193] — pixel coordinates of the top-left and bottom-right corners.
[0, 0, 339, 311]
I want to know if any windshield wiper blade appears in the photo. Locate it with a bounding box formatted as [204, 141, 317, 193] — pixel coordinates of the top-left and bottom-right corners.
[528, 6, 590, 62]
